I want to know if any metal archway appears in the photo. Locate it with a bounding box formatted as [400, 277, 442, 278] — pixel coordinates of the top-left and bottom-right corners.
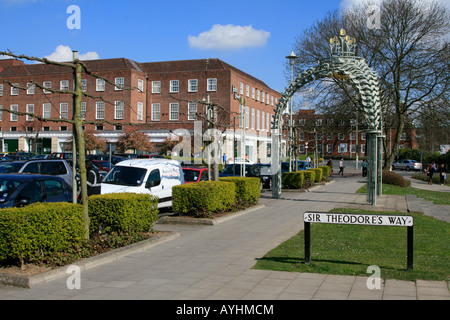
[272, 32, 382, 205]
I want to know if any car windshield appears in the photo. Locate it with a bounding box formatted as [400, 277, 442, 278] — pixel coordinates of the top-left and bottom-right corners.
[0, 179, 21, 203]
[0, 162, 24, 173]
[222, 164, 243, 174]
[103, 166, 147, 186]
[183, 169, 200, 182]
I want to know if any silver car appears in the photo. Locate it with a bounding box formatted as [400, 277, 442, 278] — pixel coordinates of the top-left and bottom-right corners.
[391, 159, 422, 171]
[18, 159, 74, 187]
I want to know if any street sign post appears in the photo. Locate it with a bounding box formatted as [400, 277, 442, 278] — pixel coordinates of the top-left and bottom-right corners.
[303, 211, 414, 270]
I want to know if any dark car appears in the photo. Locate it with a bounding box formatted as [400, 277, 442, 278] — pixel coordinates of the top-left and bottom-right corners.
[182, 166, 211, 183]
[86, 154, 126, 165]
[137, 154, 166, 159]
[0, 161, 27, 174]
[92, 160, 114, 172]
[50, 152, 73, 159]
[0, 174, 72, 208]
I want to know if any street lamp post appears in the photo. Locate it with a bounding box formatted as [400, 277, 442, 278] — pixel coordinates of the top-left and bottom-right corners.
[286, 50, 298, 172]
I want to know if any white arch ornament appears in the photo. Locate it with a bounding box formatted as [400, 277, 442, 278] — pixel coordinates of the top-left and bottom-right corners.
[272, 30, 383, 205]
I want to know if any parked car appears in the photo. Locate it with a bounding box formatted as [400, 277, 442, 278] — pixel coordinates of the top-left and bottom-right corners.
[101, 159, 184, 208]
[219, 163, 263, 188]
[31, 154, 50, 160]
[391, 159, 422, 171]
[0, 161, 27, 174]
[92, 160, 114, 172]
[182, 166, 211, 183]
[0, 174, 72, 208]
[50, 152, 73, 159]
[18, 159, 74, 187]
[137, 154, 166, 159]
[86, 154, 126, 165]
[226, 157, 255, 164]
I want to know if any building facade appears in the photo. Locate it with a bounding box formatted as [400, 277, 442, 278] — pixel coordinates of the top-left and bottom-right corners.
[0, 58, 282, 163]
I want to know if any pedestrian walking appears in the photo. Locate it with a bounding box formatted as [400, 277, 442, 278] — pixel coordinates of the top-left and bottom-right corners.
[326, 159, 333, 176]
[86, 160, 101, 196]
[426, 163, 434, 185]
[439, 164, 447, 185]
[338, 158, 344, 177]
[222, 153, 226, 165]
[362, 160, 368, 177]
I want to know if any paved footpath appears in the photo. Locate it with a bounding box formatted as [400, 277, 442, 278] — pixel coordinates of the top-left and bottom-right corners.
[0, 171, 448, 300]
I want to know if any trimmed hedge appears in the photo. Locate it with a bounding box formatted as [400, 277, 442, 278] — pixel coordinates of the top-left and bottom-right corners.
[310, 168, 323, 182]
[88, 193, 159, 235]
[173, 181, 236, 217]
[0, 203, 84, 264]
[219, 177, 261, 205]
[282, 172, 304, 189]
[382, 170, 411, 187]
[319, 165, 331, 178]
[303, 170, 316, 183]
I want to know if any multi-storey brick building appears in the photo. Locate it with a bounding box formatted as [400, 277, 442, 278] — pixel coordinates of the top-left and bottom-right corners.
[0, 58, 282, 162]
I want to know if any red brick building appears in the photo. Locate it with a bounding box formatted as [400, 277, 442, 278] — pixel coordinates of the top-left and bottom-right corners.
[0, 58, 281, 162]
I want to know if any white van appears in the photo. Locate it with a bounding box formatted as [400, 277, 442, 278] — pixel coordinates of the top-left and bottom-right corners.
[101, 159, 184, 208]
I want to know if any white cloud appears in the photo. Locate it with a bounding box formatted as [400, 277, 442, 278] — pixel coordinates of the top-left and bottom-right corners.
[188, 24, 270, 51]
[43, 45, 99, 62]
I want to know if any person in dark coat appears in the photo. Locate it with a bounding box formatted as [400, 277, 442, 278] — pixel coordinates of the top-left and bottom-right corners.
[86, 160, 101, 196]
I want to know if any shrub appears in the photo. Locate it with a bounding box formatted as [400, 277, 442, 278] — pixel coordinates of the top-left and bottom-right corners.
[282, 172, 304, 189]
[310, 168, 323, 182]
[219, 177, 261, 205]
[382, 170, 410, 187]
[88, 193, 159, 235]
[303, 170, 316, 183]
[0, 203, 84, 265]
[173, 181, 236, 217]
[319, 165, 331, 178]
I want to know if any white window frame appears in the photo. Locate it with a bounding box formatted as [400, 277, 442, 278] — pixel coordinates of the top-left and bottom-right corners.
[115, 77, 124, 91]
[10, 104, 18, 121]
[0, 84, 3, 96]
[207, 78, 217, 92]
[188, 102, 197, 120]
[169, 103, 179, 121]
[188, 79, 198, 92]
[114, 101, 124, 119]
[0, 105, 3, 121]
[96, 79, 105, 92]
[60, 103, 69, 119]
[137, 102, 144, 121]
[152, 81, 161, 94]
[26, 104, 34, 121]
[170, 80, 179, 93]
[151, 103, 160, 121]
[96, 101, 105, 120]
[246, 85, 250, 97]
[43, 81, 52, 94]
[60, 80, 69, 91]
[43, 103, 51, 119]
[138, 79, 144, 93]
[11, 84, 19, 96]
[27, 82, 35, 95]
[81, 79, 87, 92]
[81, 102, 86, 120]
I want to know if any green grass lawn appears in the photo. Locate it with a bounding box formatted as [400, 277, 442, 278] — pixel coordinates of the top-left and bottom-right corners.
[254, 209, 449, 281]
[357, 184, 450, 205]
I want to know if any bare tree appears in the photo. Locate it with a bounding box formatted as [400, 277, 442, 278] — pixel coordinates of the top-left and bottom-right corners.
[291, 0, 449, 168]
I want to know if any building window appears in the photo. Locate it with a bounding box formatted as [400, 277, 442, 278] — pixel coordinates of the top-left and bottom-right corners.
[327, 133, 333, 140]
[246, 85, 250, 97]
[361, 144, 366, 153]
[81, 102, 86, 120]
[188, 102, 197, 120]
[338, 133, 345, 140]
[96, 101, 105, 119]
[262, 92, 265, 103]
[115, 126, 122, 131]
[361, 132, 366, 140]
[60, 103, 69, 119]
[252, 87, 255, 99]
[327, 144, 333, 153]
[115, 101, 124, 119]
[207, 78, 217, 92]
[138, 79, 144, 93]
[350, 132, 356, 141]
[26, 104, 34, 121]
[27, 82, 35, 95]
[299, 119, 306, 126]
[0, 84, 3, 96]
[81, 79, 87, 92]
[60, 126, 68, 131]
[11, 84, 19, 96]
[10, 127, 17, 132]
[96, 126, 104, 131]
[170, 103, 179, 121]
[245, 106, 250, 129]
[256, 90, 260, 101]
[315, 119, 323, 126]
[299, 132, 305, 141]
[251, 108, 255, 129]
[239, 82, 244, 95]
[151, 103, 160, 121]
[170, 80, 179, 93]
[152, 81, 161, 94]
[0, 105, 2, 121]
[96, 79, 105, 92]
[137, 102, 144, 121]
[188, 79, 198, 92]
[10, 105, 18, 121]
[257, 109, 260, 130]
[115, 77, 124, 91]
[60, 80, 69, 91]
[261, 111, 265, 131]
[43, 103, 51, 119]
[43, 81, 52, 94]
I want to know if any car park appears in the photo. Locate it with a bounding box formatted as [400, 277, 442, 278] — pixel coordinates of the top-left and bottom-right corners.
[101, 159, 184, 208]
[0, 161, 27, 174]
[86, 154, 126, 165]
[18, 159, 74, 187]
[182, 166, 211, 183]
[0, 174, 72, 208]
[391, 159, 422, 171]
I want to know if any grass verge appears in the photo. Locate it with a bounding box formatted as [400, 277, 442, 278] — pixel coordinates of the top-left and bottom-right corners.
[357, 184, 450, 205]
[253, 209, 449, 281]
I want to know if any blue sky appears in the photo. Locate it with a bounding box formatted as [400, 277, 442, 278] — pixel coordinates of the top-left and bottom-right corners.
[1, 0, 354, 92]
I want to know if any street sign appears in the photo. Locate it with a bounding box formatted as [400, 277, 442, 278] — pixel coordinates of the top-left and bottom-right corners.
[303, 211, 414, 270]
